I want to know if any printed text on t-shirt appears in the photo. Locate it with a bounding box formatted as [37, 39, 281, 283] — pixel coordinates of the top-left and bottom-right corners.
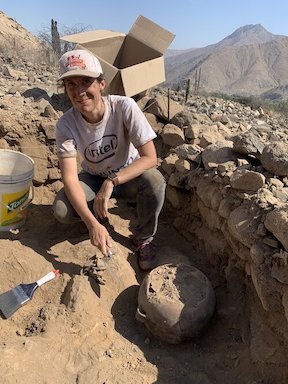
[84, 135, 117, 164]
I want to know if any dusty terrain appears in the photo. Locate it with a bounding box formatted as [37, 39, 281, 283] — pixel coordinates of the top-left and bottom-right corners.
[0, 189, 273, 384]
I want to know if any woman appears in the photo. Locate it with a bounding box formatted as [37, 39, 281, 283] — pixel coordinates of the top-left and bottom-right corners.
[53, 49, 166, 270]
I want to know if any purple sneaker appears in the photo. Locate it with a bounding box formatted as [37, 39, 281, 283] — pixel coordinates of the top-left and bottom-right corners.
[136, 242, 157, 270]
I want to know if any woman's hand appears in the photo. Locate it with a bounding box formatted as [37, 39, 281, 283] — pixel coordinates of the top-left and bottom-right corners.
[87, 220, 113, 256]
[93, 179, 114, 219]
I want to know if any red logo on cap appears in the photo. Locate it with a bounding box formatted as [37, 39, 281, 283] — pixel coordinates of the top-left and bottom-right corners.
[66, 54, 86, 69]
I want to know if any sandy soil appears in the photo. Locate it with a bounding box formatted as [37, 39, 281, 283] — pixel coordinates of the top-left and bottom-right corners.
[1, 185, 285, 384]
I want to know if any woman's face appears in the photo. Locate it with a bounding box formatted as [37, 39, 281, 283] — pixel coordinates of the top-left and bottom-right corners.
[64, 76, 105, 119]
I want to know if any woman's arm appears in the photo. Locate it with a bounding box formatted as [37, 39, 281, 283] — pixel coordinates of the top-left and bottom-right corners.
[59, 157, 112, 255]
[94, 140, 157, 218]
[117, 140, 157, 183]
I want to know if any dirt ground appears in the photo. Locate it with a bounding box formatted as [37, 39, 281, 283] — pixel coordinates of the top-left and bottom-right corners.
[0, 185, 287, 384]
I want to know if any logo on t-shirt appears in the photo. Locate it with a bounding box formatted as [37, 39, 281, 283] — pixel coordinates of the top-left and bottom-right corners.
[84, 135, 117, 164]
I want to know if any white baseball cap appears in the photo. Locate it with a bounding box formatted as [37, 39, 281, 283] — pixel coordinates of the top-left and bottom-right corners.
[58, 49, 103, 80]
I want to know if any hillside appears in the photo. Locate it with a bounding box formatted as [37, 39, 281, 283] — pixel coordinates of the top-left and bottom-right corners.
[0, 11, 40, 50]
[164, 24, 288, 99]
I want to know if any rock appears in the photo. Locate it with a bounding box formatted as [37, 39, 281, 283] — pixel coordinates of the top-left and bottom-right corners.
[264, 208, 288, 251]
[168, 171, 186, 188]
[166, 185, 186, 209]
[202, 141, 237, 170]
[144, 112, 163, 133]
[171, 143, 202, 163]
[170, 110, 195, 128]
[271, 257, 288, 284]
[199, 125, 227, 148]
[196, 178, 222, 210]
[261, 142, 288, 176]
[217, 161, 237, 175]
[175, 158, 190, 173]
[250, 263, 282, 311]
[230, 169, 265, 191]
[161, 123, 185, 147]
[42, 104, 59, 119]
[48, 167, 61, 181]
[40, 121, 56, 140]
[3, 65, 25, 79]
[184, 124, 200, 140]
[197, 200, 222, 231]
[218, 196, 240, 219]
[227, 205, 262, 248]
[250, 241, 274, 266]
[62, 275, 99, 317]
[145, 95, 184, 121]
[161, 153, 178, 175]
[233, 128, 266, 157]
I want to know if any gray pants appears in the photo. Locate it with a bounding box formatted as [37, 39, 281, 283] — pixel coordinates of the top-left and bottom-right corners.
[52, 168, 166, 244]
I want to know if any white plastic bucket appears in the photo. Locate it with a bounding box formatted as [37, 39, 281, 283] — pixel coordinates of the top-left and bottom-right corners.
[0, 149, 34, 231]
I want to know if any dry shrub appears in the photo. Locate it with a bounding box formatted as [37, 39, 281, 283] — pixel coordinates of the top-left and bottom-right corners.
[0, 34, 58, 68]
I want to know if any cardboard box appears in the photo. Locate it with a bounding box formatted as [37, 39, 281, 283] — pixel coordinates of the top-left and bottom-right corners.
[61, 15, 175, 97]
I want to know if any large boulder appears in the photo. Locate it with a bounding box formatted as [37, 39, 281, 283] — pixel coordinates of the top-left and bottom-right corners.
[261, 142, 288, 177]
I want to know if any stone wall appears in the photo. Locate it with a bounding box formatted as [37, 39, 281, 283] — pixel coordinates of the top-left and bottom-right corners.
[144, 88, 288, 336]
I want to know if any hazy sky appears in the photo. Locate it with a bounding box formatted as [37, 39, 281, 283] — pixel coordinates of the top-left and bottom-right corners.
[1, 0, 288, 49]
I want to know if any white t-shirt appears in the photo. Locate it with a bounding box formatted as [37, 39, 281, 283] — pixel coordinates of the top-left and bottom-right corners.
[56, 95, 156, 177]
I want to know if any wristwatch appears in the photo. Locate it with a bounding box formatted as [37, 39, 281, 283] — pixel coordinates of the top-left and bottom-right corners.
[107, 172, 119, 187]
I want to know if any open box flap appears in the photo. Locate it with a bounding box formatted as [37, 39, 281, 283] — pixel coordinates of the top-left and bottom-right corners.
[128, 15, 175, 55]
[120, 57, 165, 97]
[75, 35, 125, 64]
[61, 30, 125, 44]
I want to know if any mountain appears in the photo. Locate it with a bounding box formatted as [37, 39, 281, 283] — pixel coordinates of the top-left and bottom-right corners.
[164, 24, 288, 99]
[1, 11, 287, 100]
[0, 11, 40, 49]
